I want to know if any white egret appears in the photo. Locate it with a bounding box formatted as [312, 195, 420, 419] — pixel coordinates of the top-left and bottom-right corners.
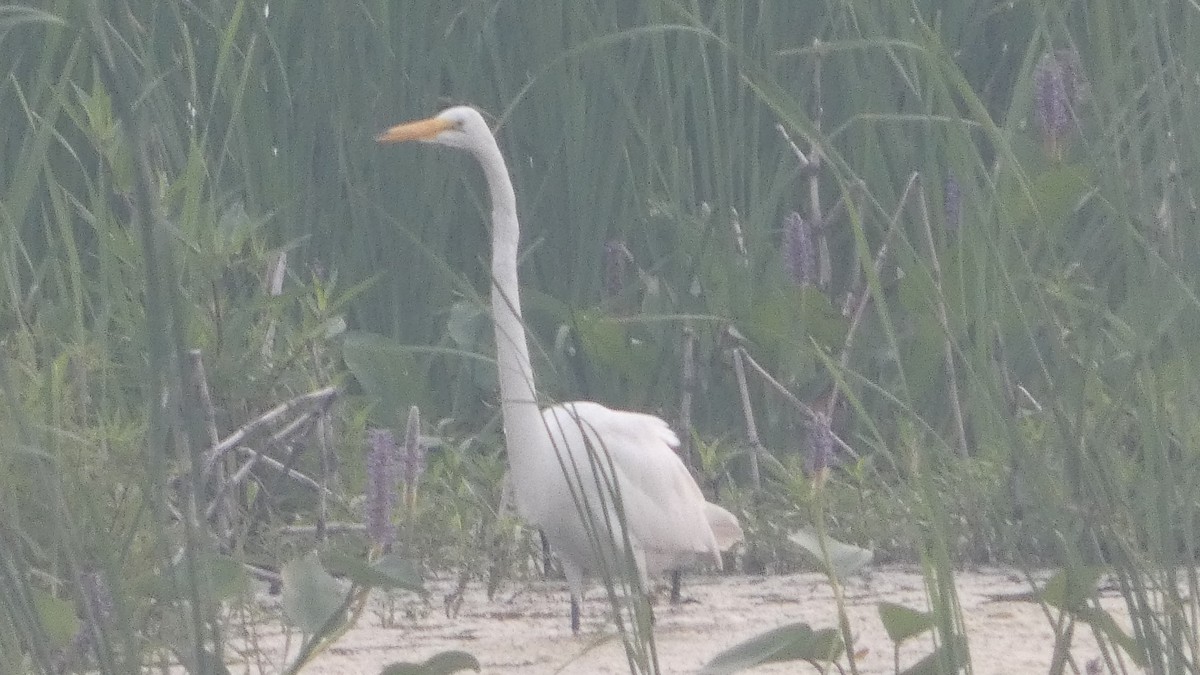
[377, 106, 741, 632]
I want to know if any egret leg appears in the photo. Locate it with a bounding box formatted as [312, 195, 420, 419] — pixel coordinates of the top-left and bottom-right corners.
[669, 570, 682, 604]
[539, 529, 553, 577]
[570, 595, 580, 634]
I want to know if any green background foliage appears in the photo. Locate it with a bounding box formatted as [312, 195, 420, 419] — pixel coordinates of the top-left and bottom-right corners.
[2, 0, 1200, 672]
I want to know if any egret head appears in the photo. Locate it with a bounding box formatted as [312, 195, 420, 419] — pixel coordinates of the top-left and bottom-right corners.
[376, 105, 491, 152]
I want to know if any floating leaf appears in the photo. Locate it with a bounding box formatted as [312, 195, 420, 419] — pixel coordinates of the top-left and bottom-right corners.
[788, 529, 873, 579]
[699, 622, 843, 674]
[878, 602, 934, 643]
[280, 551, 346, 634]
[320, 550, 423, 592]
[380, 650, 481, 674]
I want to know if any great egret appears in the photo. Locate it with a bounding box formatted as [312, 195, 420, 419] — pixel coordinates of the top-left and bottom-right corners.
[377, 106, 741, 632]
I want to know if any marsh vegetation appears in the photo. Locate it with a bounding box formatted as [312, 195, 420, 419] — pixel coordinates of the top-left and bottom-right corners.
[1, 1, 1198, 673]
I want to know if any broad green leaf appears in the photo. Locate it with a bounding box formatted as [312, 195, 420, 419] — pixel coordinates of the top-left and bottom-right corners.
[1036, 567, 1106, 613]
[199, 554, 248, 602]
[446, 300, 485, 350]
[154, 552, 249, 604]
[341, 330, 425, 426]
[700, 622, 843, 674]
[320, 551, 423, 592]
[322, 315, 348, 339]
[32, 588, 79, 648]
[788, 529, 873, 579]
[566, 310, 659, 398]
[898, 636, 968, 675]
[215, 200, 270, 253]
[380, 650, 481, 674]
[999, 163, 1093, 233]
[280, 551, 346, 634]
[747, 285, 846, 353]
[878, 602, 934, 644]
[1075, 606, 1145, 667]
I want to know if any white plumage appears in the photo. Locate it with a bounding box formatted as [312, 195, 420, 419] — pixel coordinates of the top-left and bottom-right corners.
[378, 106, 741, 631]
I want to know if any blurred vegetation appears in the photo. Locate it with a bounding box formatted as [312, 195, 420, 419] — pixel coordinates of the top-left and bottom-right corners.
[1, 0, 1199, 672]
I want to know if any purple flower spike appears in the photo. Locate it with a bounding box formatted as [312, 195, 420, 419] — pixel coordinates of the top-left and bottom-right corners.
[53, 568, 115, 672]
[365, 428, 398, 548]
[944, 173, 961, 233]
[783, 212, 816, 287]
[1034, 49, 1086, 159]
[603, 240, 630, 298]
[807, 412, 834, 478]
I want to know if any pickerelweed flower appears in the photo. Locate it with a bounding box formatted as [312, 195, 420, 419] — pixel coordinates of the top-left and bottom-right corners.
[365, 428, 398, 548]
[807, 412, 834, 482]
[782, 211, 816, 286]
[944, 173, 961, 233]
[603, 239, 630, 298]
[1033, 49, 1085, 159]
[53, 568, 115, 672]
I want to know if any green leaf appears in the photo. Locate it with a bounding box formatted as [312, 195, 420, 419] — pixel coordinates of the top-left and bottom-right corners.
[446, 300, 485, 350]
[571, 311, 658, 390]
[1075, 606, 1145, 667]
[280, 551, 347, 634]
[699, 622, 843, 674]
[0, 6, 64, 43]
[380, 650, 481, 674]
[1036, 567, 1106, 613]
[320, 551, 424, 592]
[341, 330, 425, 426]
[156, 606, 235, 675]
[747, 285, 846, 352]
[215, 200, 270, 253]
[999, 163, 1093, 232]
[878, 602, 934, 644]
[898, 636, 968, 675]
[153, 552, 249, 604]
[32, 588, 79, 648]
[788, 529, 873, 579]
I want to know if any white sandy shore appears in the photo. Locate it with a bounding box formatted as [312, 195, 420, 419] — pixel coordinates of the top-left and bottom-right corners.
[227, 566, 1130, 674]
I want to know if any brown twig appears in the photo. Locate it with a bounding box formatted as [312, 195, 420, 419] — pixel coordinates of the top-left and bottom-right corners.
[203, 409, 334, 520]
[187, 350, 236, 544]
[315, 406, 333, 544]
[678, 326, 697, 472]
[202, 386, 340, 476]
[735, 346, 857, 459]
[730, 341, 764, 490]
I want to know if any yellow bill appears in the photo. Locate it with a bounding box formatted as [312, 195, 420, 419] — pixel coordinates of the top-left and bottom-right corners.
[375, 116, 452, 144]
